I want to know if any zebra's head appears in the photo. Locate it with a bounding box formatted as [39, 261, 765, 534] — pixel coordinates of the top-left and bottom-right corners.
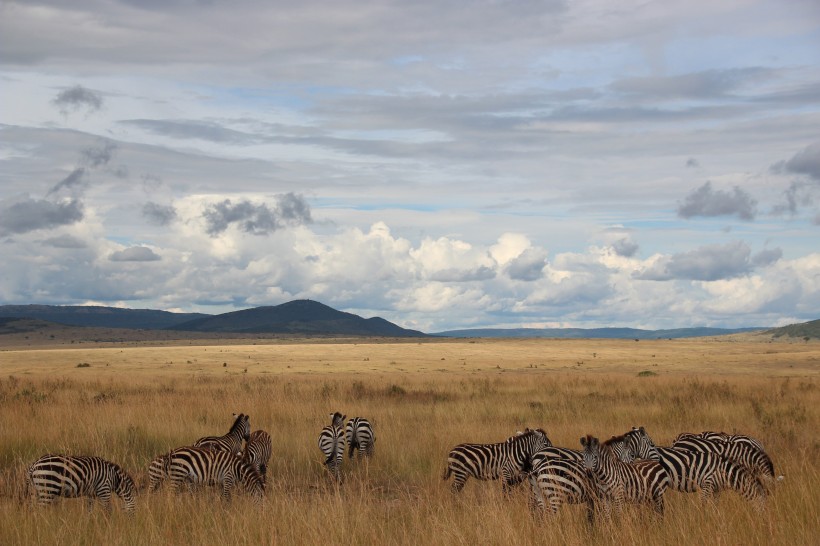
[114, 465, 137, 513]
[241, 461, 266, 503]
[580, 435, 601, 471]
[330, 412, 346, 428]
[625, 426, 660, 461]
[231, 413, 251, 442]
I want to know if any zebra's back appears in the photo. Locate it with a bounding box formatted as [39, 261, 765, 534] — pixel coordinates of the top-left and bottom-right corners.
[529, 457, 597, 522]
[27, 454, 136, 513]
[345, 417, 375, 459]
[318, 424, 346, 481]
[166, 446, 264, 502]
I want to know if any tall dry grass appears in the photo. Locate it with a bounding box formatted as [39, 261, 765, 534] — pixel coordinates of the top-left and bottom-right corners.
[0, 343, 817, 545]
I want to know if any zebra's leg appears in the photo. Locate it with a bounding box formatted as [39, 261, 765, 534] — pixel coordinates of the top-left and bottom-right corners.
[221, 478, 233, 502]
[527, 475, 544, 513]
[450, 472, 467, 493]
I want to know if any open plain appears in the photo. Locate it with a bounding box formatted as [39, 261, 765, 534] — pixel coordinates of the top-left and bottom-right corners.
[0, 336, 818, 545]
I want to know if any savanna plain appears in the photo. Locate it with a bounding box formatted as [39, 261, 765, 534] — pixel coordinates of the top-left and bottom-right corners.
[0, 336, 818, 545]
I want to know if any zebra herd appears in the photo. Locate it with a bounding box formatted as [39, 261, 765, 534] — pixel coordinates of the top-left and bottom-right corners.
[443, 426, 779, 523]
[25, 413, 777, 522]
[317, 412, 376, 482]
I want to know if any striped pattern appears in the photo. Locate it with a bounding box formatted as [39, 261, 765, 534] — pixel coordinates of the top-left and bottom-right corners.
[148, 452, 170, 492]
[623, 428, 766, 510]
[345, 417, 375, 459]
[672, 432, 776, 485]
[318, 413, 346, 482]
[443, 428, 553, 493]
[194, 413, 251, 455]
[244, 429, 272, 476]
[581, 435, 669, 516]
[166, 446, 265, 503]
[528, 455, 598, 522]
[27, 454, 136, 513]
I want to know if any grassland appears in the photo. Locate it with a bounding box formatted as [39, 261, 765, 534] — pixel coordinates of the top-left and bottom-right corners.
[0, 337, 818, 545]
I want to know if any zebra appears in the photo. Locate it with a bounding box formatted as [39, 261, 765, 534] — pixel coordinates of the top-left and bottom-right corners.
[165, 446, 265, 503]
[621, 427, 766, 511]
[443, 428, 552, 493]
[318, 412, 346, 482]
[580, 435, 669, 516]
[672, 432, 778, 486]
[194, 413, 250, 455]
[148, 452, 171, 492]
[345, 417, 375, 459]
[527, 451, 599, 523]
[27, 454, 136, 513]
[243, 429, 272, 476]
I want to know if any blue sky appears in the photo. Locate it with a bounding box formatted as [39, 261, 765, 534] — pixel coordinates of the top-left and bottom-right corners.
[1, 0, 819, 332]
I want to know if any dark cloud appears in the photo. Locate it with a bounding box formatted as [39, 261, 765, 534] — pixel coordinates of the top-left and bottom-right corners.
[52, 85, 103, 114]
[0, 197, 84, 236]
[42, 234, 87, 249]
[611, 238, 639, 258]
[202, 194, 311, 236]
[751, 248, 782, 267]
[506, 248, 547, 281]
[677, 181, 757, 221]
[634, 241, 753, 281]
[686, 157, 700, 168]
[771, 142, 820, 181]
[611, 68, 773, 100]
[142, 202, 178, 226]
[430, 265, 496, 282]
[109, 246, 161, 262]
[81, 141, 117, 168]
[47, 168, 87, 197]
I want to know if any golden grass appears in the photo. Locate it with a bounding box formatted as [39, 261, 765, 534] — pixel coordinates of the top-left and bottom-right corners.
[0, 338, 818, 545]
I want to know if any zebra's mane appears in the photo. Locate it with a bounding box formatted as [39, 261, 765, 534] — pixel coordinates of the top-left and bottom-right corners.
[511, 428, 546, 443]
[604, 434, 626, 446]
[228, 413, 247, 433]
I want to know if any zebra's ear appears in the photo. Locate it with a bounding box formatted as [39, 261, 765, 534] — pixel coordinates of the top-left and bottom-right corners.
[639, 426, 645, 433]
[580, 436, 587, 447]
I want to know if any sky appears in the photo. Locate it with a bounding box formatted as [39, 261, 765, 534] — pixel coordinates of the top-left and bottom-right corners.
[1, 0, 819, 333]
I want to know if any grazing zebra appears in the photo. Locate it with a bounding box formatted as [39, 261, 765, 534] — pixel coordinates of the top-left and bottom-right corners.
[165, 446, 265, 503]
[244, 429, 272, 476]
[318, 413, 346, 482]
[621, 427, 766, 511]
[27, 454, 136, 513]
[345, 417, 375, 459]
[580, 435, 669, 516]
[528, 453, 598, 523]
[148, 452, 171, 492]
[194, 413, 251, 455]
[672, 432, 777, 485]
[443, 428, 552, 493]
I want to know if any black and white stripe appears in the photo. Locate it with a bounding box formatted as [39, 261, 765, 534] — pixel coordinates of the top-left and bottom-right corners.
[243, 429, 272, 476]
[165, 446, 265, 503]
[672, 432, 777, 485]
[528, 453, 598, 523]
[345, 417, 375, 459]
[443, 428, 553, 493]
[194, 413, 250, 455]
[318, 412, 346, 481]
[27, 454, 136, 513]
[580, 435, 669, 516]
[623, 427, 766, 510]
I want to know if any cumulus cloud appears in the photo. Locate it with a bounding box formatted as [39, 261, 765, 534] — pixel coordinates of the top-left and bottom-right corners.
[52, 85, 103, 115]
[611, 238, 639, 257]
[772, 142, 820, 181]
[202, 193, 311, 236]
[142, 202, 178, 226]
[0, 197, 84, 236]
[505, 247, 548, 281]
[635, 241, 755, 281]
[109, 246, 161, 262]
[677, 181, 757, 221]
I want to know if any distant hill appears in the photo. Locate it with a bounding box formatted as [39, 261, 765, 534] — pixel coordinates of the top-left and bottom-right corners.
[433, 326, 765, 339]
[764, 319, 820, 340]
[0, 304, 206, 330]
[167, 300, 428, 337]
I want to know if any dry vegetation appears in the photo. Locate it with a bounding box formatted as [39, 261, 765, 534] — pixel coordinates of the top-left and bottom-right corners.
[0, 338, 818, 545]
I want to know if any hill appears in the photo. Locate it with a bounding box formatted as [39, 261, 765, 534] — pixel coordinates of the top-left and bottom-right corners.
[433, 326, 764, 339]
[167, 300, 428, 337]
[764, 319, 820, 340]
[0, 304, 206, 330]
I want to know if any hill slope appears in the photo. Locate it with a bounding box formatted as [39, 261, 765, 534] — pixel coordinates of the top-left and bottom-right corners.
[168, 300, 428, 337]
[0, 304, 207, 330]
[764, 319, 820, 340]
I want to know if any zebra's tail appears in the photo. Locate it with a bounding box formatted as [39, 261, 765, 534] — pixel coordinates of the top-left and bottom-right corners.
[442, 464, 452, 481]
